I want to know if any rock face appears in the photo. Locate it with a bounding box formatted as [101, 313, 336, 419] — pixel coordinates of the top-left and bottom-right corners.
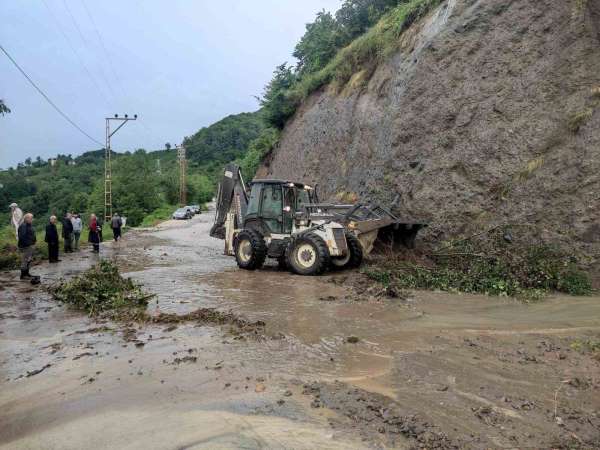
[257, 0, 600, 267]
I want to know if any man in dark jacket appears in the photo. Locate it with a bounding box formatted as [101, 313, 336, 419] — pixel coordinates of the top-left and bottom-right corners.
[45, 215, 60, 263]
[62, 213, 74, 253]
[17, 213, 36, 280]
[111, 213, 123, 241]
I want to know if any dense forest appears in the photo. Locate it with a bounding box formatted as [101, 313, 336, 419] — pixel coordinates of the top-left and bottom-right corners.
[1, 111, 267, 228]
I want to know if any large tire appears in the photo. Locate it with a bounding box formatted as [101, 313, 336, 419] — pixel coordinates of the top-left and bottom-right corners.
[286, 232, 330, 276]
[234, 229, 267, 270]
[331, 231, 364, 270]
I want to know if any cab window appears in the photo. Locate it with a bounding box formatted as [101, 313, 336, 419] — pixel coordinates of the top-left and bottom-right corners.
[246, 184, 261, 216]
[261, 184, 282, 233]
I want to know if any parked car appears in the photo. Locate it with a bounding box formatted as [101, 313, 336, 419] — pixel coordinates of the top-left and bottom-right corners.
[184, 206, 195, 216]
[189, 204, 201, 214]
[172, 208, 192, 220]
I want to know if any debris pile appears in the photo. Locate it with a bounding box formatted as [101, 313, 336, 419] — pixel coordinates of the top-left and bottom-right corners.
[363, 226, 593, 300]
[48, 260, 152, 316]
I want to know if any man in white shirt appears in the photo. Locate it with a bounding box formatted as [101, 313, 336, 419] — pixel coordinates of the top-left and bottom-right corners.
[71, 213, 83, 250]
[10, 203, 23, 242]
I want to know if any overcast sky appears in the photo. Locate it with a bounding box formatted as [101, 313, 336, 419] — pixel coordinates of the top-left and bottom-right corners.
[0, 0, 341, 169]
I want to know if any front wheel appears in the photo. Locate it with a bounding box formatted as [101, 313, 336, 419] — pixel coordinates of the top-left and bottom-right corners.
[286, 232, 330, 276]
[331, 231, 363, 270]
[235, 229, 267, 270]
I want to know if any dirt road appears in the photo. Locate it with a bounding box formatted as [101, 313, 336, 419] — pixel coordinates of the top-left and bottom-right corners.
[1, 210, 599, 449]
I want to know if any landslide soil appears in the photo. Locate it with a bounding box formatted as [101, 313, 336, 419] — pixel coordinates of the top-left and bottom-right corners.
[257, 0, 600, 273]
[1, 210, 599, 449]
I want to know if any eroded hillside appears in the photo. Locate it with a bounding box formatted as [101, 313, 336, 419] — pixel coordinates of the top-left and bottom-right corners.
[257, 0, 600, 269]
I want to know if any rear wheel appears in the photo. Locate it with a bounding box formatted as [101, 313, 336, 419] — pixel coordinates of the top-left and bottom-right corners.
[286, 232, 330, 276]
[235, 229, 267, 270]
[331, 231, 363, 270]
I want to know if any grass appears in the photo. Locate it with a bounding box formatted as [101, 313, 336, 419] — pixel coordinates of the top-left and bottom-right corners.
[362, 226, 593, 301]
[138, 204, 178, 227]
[0, 225, 48, 270]
[289, 0, 442, 103]
[0, 223, 111, 271]
[48, 260, 153, 317]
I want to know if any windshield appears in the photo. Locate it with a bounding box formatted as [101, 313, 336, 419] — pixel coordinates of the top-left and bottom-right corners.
[176, 209, 187, 213]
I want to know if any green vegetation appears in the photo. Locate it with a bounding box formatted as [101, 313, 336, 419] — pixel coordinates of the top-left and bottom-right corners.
[138, 204, 178, 227]
[261, 0, 442, 128]
[363, 227, 592, 301]
[570, 338, 600, 355]
[1, 111, 265, 228]
[237, 128, 280, 180]
[1, 110, 269, 268]
[183, 112, 266, 169]
[48, 260, 152, 317]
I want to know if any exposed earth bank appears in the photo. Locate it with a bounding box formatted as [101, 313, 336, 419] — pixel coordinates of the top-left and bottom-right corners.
[1, 211, 599, 449]
[257, 0, 600, 272]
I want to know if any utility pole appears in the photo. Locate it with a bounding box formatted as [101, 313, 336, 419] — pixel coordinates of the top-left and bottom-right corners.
[176, 144, 187, 206]
[104, 114, 137, 223]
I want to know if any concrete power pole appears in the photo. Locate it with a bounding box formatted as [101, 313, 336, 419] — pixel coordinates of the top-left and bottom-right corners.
[104, 114, 137, 223]
[177, 145, 187, 206]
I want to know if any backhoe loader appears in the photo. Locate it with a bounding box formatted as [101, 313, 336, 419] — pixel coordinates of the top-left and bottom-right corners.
[210, 164, 425, 275]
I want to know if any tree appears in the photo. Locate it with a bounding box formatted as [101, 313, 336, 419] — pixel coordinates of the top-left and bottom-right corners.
[0, 99, 11, 116]
[261, 64, 298, 129]
[293, 11, 341, 75]
[165, 142, 172, 150]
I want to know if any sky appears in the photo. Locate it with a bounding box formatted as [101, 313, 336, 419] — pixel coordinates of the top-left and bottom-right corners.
[0, 0, 341, 169]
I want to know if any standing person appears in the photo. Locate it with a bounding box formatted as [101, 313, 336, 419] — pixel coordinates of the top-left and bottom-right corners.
[9, 203, 23, 241]
[62, 213, 74, 253]
[45, 216, 60, 263]
[71, 213, 82, 250]
[17, 213, 36, 280]
[88, 214, 100, 253]
[111, 213, 123, 241]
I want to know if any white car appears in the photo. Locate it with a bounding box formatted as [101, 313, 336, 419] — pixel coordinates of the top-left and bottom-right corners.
[172, 208, 192, 220]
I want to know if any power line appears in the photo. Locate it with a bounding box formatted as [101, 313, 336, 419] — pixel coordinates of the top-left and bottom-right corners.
[81, 0, 128, 102]
[61, 0, 120, 107]
[0, 44, 103, 146]
[41, 0, 113, 111]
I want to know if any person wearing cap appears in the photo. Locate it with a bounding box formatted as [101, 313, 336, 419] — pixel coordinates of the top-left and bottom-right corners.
[17, 213, 36, 280]
[9, 203, 23, 242]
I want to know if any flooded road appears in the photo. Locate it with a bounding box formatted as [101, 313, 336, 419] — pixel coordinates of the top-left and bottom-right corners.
[1, 210, 599, 449]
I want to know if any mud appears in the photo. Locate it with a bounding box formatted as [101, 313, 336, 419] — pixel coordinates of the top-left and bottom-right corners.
[1, 207, 600, 449]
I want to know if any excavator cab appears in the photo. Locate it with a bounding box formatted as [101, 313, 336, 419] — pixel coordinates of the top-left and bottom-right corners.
[244, 181, 315, 236]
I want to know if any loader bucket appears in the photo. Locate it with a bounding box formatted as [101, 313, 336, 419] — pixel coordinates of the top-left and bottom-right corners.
[352, 221, 426, 255]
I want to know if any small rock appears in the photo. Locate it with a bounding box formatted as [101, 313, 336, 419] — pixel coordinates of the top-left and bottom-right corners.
[255, 383, 266, 393]
[555, 416, 564, 426]
[346, 336, 360, 344]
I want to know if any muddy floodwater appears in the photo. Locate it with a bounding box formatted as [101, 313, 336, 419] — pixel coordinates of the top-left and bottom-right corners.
[1, 209, 599, 449]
